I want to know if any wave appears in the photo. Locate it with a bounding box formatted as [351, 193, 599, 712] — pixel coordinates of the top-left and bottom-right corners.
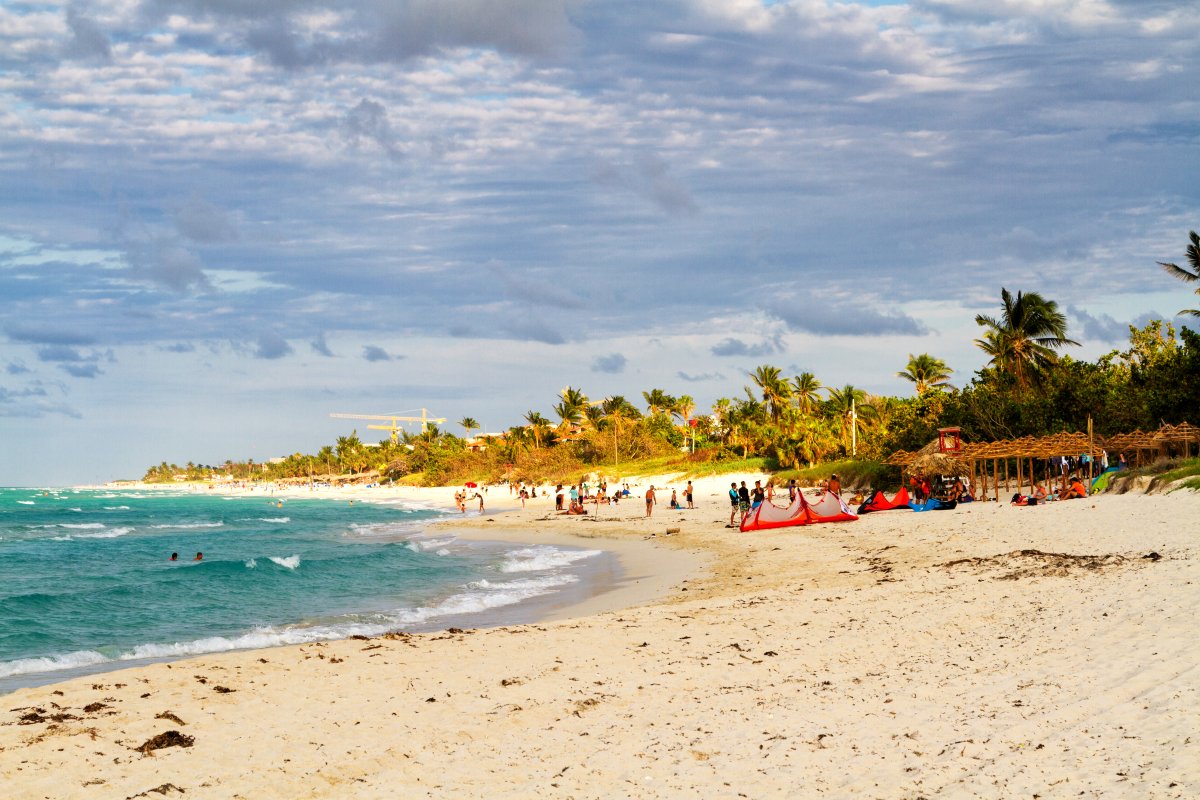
[150, 522, 224, 529]
[245, 559, 257, 568]
[103, 506, 131, 511]
[77, 527, 134, 539]
[0, 650, 111, 679]
[345, 522, 426, 541]
[498, 546, 602, 573]
[405, 536, 457, 553]
[0, 572, 585, 681]
[17, 501, 34, 505]
[359, 498, 447, 513]
[268, 555, 301, 570]
[259, 517, 290, 523]
[60, 523, 106, 530]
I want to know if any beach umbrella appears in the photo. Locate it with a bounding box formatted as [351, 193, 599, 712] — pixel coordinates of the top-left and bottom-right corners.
[464, 481, 477, 488]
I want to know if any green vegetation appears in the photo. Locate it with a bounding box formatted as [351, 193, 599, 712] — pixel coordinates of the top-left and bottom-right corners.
[144, 283, 1200, 489]
[1149, 458, 1200, 492]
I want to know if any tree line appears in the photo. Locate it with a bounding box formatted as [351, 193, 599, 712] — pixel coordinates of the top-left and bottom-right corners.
[145, 233, 1200, 486]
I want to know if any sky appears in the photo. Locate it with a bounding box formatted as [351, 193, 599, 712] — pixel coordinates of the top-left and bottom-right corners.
[1, 0, 1198, 486]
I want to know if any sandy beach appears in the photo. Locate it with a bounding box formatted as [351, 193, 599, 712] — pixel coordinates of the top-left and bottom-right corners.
[2, 478, 1197, 799]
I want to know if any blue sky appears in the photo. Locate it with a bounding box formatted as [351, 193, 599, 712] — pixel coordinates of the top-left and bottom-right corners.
[1, 0, 1197, 486]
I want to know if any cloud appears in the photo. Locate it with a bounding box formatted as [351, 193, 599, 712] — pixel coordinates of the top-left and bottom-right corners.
[227, 0, 581, 67]
[341, 99, 401, 159]
[1068, 305, 1129, 343]
[34, 345, 111, 378]
[37, 345, 90, 363]
[63, 8, 112, 62]
[253, 332, 293, 359]
[174, 196, 239, 243]
[6, 327, 96, 346]
[124, 240, 213, 292]
[764, 296, 928, 337]
[5, 360, 31, 375]
[677, 370, 725, 382]
[499, 318, 566, 345]
[162, 342, 196, 353]
[591, 353, 626, 374]
[0, 384, 80, 419]
[362, 344, 392, 362]
[311, 333, 335, 357]
[711, 336, 785, 357]
[59, 363, 103, 379]
[591, 155, 699, 216]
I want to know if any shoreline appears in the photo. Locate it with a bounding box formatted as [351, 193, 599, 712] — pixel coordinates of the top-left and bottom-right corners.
[0, 482, 711, 695]
[3, 485, 1196, 798]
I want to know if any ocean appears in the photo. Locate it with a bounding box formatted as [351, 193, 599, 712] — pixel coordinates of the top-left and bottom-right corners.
[0, 487, 612, 694]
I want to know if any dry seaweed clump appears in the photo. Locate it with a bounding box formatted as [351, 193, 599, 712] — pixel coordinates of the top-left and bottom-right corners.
[937, 549, 1149, 580]
[136, 730, 195, 756]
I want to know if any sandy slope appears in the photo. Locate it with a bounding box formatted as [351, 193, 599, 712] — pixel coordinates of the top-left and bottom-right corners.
[2, 481, 1197, 799]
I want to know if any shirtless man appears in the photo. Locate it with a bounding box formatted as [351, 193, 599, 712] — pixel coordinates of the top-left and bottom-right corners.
[645, 485, 657, 517]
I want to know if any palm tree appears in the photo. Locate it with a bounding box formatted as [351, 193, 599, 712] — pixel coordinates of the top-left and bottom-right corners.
[974, 288, 1079, 390]
[642, 388, 676, 417]
[523, 410, 550, 449]
[504, 426, 532, 461]
[791, 372, 823, 414]
[601, 395, 641, 419]
[750, 364, 791, 425]
[459, 417, 479, 440]
[897, 353, 953, 395]
[1157, 230, 1200, 317]
[582, 404, 605, 429]
[553, 386, 588, 429]
[672, 394, 695, 425]
[826, 384, 876, 454]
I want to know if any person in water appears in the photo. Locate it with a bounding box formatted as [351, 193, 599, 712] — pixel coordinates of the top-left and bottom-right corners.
[194, 552, 203, 561]
[170, 552, 178, 561]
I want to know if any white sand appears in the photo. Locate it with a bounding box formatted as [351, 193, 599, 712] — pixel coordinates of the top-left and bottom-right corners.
[2, 479, 1197, 799]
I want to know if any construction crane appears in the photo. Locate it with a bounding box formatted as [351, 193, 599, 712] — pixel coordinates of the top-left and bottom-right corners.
[330, 409, 447, 443]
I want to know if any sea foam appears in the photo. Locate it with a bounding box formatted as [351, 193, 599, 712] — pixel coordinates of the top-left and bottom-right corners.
[499, 546, 602, 573]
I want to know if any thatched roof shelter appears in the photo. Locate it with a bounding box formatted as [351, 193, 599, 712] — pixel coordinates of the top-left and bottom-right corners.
[905, 452, 969, 476]
[885, 421, 1195, 501]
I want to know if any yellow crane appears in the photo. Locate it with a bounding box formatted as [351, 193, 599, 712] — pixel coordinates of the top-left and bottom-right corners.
[329, 409, 447, 443]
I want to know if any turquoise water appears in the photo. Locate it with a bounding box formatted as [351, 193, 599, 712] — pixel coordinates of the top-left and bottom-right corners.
[0, 487, 608, 693]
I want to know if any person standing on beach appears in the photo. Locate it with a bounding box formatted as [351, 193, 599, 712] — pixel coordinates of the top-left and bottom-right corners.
[728, 482, 739, 527]
[685, 480, 695, 509]
[828, 474, 841, 496]
[751, 480, 765, 510]
[737, 481, 751, 523]
[645, 485, 656, 517]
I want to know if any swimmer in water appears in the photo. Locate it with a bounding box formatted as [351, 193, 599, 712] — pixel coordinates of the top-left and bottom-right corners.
[170, 552, 178, 561]
[194, 552, 203, 561]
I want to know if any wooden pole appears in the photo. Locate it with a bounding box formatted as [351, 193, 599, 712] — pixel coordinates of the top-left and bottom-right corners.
[1088, 416, 1095, 479]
